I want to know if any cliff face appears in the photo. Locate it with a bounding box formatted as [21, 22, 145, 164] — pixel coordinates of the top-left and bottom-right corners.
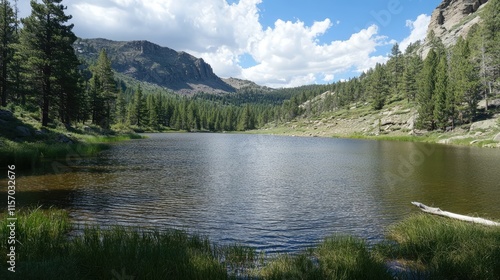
[75, 38, 235, 94]
[423, 0, 489, 55]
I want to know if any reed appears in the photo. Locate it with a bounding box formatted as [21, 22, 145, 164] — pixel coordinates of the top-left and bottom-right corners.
[0, 209, 233, 279]
[2, 209, 500, 279]
[382, 214, 500, 279]
[259, 236, 391, 280]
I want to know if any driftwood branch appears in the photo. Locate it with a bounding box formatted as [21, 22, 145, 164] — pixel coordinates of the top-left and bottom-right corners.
[411, 202, 500, 226]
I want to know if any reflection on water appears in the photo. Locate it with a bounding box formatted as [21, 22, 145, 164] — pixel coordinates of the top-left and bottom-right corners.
[2, 133, 500, 253]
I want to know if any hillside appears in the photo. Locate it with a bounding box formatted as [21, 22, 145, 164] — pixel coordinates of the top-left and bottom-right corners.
[75, 38, 236, 95]
[257, 0, 500, 148]
[260, 97, 500, 147]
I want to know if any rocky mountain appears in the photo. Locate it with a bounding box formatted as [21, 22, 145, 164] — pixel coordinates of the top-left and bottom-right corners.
[222, 77, 274, 92]
[75, 38, 235, 95]
[423, 0, 489, 55]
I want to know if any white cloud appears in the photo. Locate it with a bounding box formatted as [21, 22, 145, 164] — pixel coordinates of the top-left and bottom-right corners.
[241, 22, 390, 87]
[324, 74, 335, 82]
[19, 0, 394, 87]
[400, 14, 431, 52]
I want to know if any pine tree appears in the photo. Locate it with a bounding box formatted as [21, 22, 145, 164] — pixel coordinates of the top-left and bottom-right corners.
[0, 0, 16, 107]
[90, 49, 116, 128]
[146, 93, 159, 128]
[482, 0, 500, 87]
[433, 55, 448, 130]
[186, 101, 197, 131]
[115, 88, 127, 125]
[57, 64, 82, 125]
[402, 42, 423, 103]
[387, 43, 404, 99]
[467, 24, 490, 110]
[369, 63, 389, 110]
[417, 49, 438, 130]
[18, 0, 79, 126]
[403, 53, 423, 103]
[449, 37, 480, 123]
[129, 84, 145, 127]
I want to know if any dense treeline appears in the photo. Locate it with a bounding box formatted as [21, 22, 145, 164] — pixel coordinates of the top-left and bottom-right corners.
[1, 0, 498, 133]
[0, 0, 311, 132]
[294, 0, 499, 131]
[120, 85, 282, 132]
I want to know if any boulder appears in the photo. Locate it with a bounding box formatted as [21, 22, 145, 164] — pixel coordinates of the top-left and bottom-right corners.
[0, 109, 13, 120]
[55, 134, 74, 144]
[406, 115, 416, 130]
[470, 119, 497, 131]
[34, 130, 47, 136]
[15, 126, 32, 137]
[478, 99, 500, 109]
[493, 133, 500, 142]
[83, 125, 92, 133]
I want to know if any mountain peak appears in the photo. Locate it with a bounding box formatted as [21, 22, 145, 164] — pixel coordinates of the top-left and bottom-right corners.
[75, 38, 235, 95]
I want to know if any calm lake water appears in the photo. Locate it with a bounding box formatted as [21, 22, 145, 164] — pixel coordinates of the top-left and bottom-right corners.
[4, 133, 500, 253]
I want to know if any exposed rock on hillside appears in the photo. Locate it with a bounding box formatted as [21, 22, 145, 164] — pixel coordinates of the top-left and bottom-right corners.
[75, 38, 235, 95]
[222, 77, 274, 92]
[423, 0, 489, 56]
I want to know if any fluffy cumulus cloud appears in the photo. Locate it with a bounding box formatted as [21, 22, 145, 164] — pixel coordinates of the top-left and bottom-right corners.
[39, 0, 410, 87]
[400, 14, 431, 52]
[242, 22, 389, 87]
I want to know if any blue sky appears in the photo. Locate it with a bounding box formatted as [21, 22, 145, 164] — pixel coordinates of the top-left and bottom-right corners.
[240, 0, 439, 73]
[19, 0, 440, 87]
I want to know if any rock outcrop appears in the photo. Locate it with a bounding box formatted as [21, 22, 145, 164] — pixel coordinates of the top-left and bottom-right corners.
[75, 38, 235, 95]
[422, 0, 489, 56]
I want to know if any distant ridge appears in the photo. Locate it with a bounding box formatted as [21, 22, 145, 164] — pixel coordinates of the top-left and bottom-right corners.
[75, 38, 236, 95]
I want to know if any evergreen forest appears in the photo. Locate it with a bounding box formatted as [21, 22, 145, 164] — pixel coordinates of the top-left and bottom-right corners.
[0, 0, 498, 133]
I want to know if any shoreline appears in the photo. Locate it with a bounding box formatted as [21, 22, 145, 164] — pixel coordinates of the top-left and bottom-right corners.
[1, 208, 499, 279]
[250, 107, 500, 148]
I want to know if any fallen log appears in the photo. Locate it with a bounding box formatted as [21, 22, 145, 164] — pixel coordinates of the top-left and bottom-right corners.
[411, 201, 500, 226]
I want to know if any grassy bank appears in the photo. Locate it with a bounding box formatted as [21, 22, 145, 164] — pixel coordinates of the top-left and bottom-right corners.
[260, 236, 390, 280]
[0, 208, 241, 279]
[0, 107, 146, 170]
[379, 214, 500, 279]
[1, 209, 499, 279]
[0, 134, 143, 170]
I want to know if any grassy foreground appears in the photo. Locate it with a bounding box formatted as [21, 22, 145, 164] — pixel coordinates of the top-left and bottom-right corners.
[1, 209, 500, 279]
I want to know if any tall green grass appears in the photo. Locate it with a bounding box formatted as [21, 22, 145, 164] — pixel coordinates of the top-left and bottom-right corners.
[0, 208, 233, 279]
[380, 214, 500, 279]
[0, 207, 71, 260]
[259, 236, 391, 280]
[2, 209, 499, 279]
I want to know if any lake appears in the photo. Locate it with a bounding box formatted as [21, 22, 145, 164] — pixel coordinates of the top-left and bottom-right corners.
[4, 133, 500, 253]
